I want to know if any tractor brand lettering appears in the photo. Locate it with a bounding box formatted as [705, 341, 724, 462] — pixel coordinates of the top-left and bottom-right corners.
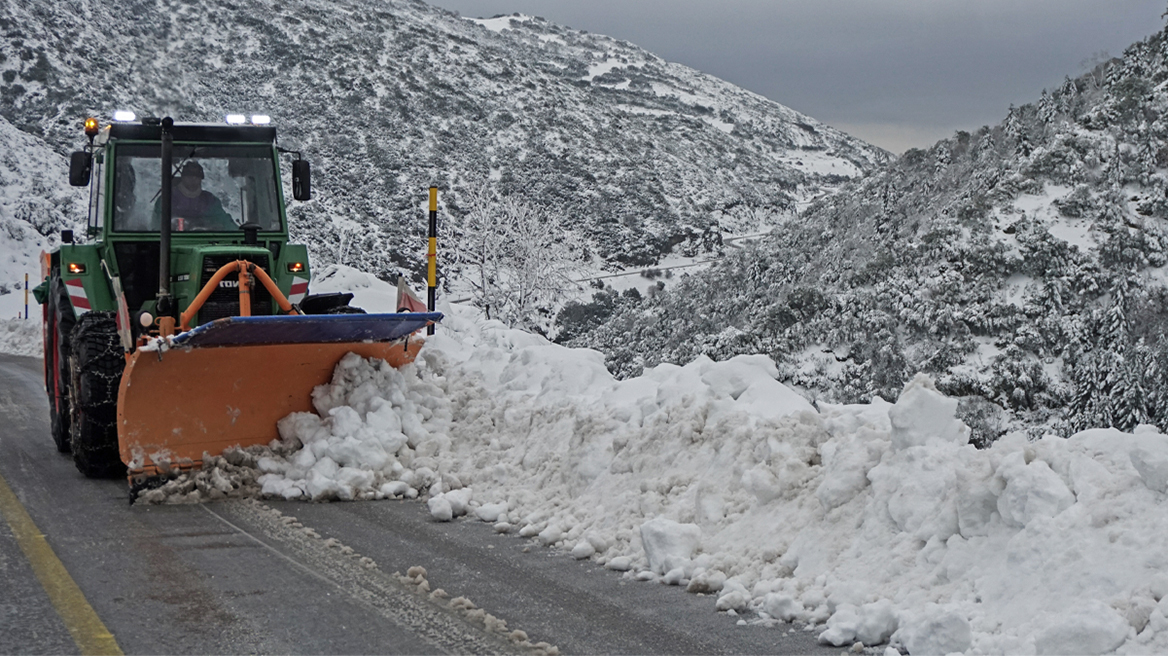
[219, 279, 239, 288]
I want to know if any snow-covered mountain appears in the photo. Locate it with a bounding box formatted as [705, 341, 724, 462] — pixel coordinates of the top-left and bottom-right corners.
[0, 0, 885, 291]
[566, 23, 1168, 440]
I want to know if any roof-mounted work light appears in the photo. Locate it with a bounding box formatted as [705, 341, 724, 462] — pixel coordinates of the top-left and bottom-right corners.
[112, 110, 136, 122]
[225, 114, 247, 125]
[251, 114, 271, 125]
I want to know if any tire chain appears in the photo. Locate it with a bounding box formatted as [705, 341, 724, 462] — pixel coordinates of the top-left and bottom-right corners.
[48, 273, 77, 452]
[68, 311, 126, 477]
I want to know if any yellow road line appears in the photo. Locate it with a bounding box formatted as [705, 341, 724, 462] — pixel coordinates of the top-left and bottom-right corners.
[0, 473, 122, 656]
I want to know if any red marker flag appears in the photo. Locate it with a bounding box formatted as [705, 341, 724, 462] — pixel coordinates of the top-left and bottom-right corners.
[396, 278, 427, 313]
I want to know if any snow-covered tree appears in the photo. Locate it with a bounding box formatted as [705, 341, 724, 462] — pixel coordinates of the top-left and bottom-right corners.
[451, 185, 584, 333]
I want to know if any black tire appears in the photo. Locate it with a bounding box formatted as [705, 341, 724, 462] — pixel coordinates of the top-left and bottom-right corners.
[47, 273, 76, 453]
[325, 305, 366, 314]
[68, 311, 126, 478]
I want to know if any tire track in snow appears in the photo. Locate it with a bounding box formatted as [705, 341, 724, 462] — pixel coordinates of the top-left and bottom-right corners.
[204, 500, 556, 655]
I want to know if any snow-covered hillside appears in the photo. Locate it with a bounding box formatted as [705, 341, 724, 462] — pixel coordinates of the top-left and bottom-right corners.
[0, 114, 84, 319]
[0, 0, 886, 289]
[568, 22, 1168, 439]
[121, 269, 1168, 655]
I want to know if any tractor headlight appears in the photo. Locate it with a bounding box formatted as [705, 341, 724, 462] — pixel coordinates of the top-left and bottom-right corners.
[287, 262, 305, 273]
[67, 262, 86, 274]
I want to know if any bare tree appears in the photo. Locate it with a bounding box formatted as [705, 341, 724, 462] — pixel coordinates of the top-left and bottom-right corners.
[453, 185, 584, 332]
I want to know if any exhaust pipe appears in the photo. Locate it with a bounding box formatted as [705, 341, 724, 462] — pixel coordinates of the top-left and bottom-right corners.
[157, 117, 175, 336]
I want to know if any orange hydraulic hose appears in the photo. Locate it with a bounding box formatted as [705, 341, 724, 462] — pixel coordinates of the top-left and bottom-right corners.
[180, 263, 238, 329]
[249, 265, 296, 314]
[179, 260, 299, 331]
[238, 266, 251, 318]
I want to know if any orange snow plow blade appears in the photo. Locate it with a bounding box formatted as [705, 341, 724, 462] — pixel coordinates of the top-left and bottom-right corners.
[117, 339, 422, 479]
[116, 313, 440, 480]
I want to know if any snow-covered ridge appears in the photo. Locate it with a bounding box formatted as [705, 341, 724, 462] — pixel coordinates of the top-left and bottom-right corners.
[138, 270, 1168, 655]
[466, 14, 536, 33]
[0, 0, 887, 285]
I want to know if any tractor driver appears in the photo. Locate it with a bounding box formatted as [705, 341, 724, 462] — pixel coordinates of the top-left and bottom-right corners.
[153, 161, 236, 231]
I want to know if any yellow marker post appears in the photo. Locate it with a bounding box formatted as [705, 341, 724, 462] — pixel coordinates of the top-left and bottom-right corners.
[427, 186, 438, 335]
[0, 474, 122, 655]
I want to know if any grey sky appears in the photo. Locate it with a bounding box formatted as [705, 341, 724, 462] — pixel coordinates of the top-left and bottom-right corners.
[427, 0, 1166, 153]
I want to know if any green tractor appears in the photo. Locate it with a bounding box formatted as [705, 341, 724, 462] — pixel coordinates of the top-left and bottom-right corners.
[42, 115, 439, 484]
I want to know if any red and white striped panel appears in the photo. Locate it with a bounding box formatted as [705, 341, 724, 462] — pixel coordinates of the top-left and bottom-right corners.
[65, 278, 90, 316]
[289, 276, 309, 305]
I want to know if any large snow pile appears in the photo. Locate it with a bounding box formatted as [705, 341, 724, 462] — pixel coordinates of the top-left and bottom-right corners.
[235, 312, 1164, 654]
[158, 270, 1168, 654]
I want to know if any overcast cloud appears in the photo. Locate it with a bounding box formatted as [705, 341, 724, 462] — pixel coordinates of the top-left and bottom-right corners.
[427, 0, 1166, 152]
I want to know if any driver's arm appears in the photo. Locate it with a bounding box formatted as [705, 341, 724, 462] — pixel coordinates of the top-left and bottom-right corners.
[204, 194, 237, 230]
[151, 199, 187, 231]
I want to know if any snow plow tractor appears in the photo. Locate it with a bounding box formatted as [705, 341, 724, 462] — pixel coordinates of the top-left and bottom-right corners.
[40, 115, 440, 491]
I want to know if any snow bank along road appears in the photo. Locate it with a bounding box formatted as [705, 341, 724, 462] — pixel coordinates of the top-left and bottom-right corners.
[222, 294, 1168, 655]
[0, 354, 832, 655]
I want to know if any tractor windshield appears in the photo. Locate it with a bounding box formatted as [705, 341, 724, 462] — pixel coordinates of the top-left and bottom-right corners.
[112, 143, 283, 233]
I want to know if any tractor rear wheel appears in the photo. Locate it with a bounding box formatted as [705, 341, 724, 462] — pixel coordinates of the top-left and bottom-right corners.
[68, 311, 126, 478]
[47, 273, 76, 453]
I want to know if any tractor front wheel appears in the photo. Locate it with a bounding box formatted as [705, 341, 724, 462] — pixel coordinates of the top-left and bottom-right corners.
[68, 312, 126, 478]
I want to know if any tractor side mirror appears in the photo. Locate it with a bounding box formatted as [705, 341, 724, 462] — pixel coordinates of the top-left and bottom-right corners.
[292, 159, 311, 201]
[69, 151, 92, 187]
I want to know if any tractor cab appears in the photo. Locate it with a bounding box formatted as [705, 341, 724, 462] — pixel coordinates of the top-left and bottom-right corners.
[67, 118, 314, 334]
[110, 141, 284, 234]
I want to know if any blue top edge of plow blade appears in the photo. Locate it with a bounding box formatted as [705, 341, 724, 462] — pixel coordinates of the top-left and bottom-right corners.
[170, 312, 444, 348]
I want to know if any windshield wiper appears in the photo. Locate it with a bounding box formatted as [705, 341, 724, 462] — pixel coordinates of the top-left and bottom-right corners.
[149, 146, 203, 204]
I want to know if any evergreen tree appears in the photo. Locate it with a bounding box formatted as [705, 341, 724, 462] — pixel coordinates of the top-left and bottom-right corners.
[1113, 347, 1149, 431]
[1069, 350, 1101, 429]
[1150, 350, 1168, 431]
[1105, 277, 1129, 346]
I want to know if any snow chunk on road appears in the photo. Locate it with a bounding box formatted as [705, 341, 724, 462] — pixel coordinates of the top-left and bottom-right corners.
[892, 604, 971, 655]
[818, 599, 897, 647]
[428, 495, 453, 521]
[640, 518, 701, 575]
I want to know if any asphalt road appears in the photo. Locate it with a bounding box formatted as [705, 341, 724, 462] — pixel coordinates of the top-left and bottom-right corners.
[0, 353, 835, 655]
